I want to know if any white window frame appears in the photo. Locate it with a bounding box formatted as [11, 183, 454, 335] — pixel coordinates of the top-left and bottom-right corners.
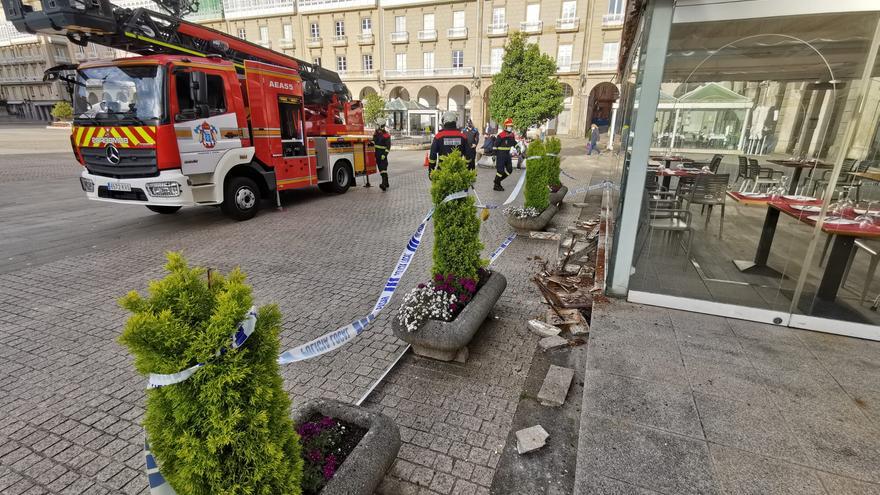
[452, 50, 464, 68]
[603, 41, 620, 62]
[237, 27, 246, 40]
[395, 16, 406, 33]
[557, 44, 573, 69]
[492, 7, 506, 26]
[335, 20, 345, 37]
[282, 23, 293, 41]
[423, 51, 434, 70]
[259, 26, 269, 43]
[561, 0, 577, 20]
[453, 11, 465, 28]
[608, 0, 625, 15]
[526, 4, 540, 22]
[490, 47, 504, 69]
[396, 52, 407, 71]
[362, 54, 373, 71]
[336, 55, 347, 72]
[423, 13, 435, 31]
[310, 22, 320, 39]
[361, 17, 372, 34]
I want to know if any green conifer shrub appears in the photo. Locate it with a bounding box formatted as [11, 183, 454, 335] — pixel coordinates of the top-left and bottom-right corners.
[524, 140, 549, 211]
[430, 150, 484, 280]
[118, 253, 303, 495]
[544, 137, 562, 188]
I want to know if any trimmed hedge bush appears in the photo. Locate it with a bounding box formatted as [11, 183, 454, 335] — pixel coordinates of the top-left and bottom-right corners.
[545, 137, 562, 188]
[119, 253, 303, 495]
[51, 101, 73, 121]
[430, 149, 484, 280]
[524, 140, 549, 211]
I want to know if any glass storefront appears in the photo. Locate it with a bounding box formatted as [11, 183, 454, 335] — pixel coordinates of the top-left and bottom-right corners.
[610, 0, 880, 340]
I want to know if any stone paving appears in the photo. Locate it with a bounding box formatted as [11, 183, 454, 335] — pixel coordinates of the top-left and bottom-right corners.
[0, 125, 603, 494]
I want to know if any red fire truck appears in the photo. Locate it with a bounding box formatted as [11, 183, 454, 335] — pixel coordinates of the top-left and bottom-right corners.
[2, 0, 377, 220]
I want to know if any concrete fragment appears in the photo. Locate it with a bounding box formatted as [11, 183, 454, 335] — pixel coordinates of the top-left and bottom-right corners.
[528, 320, 562, 337]
[538, 335, 568, 351]
[537, 365, 575, 406]
[515, 425, 549, 454]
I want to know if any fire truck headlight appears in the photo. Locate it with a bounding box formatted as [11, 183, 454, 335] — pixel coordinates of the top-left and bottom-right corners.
[146, 181, 182, 197]
[79, 177, 95, 192]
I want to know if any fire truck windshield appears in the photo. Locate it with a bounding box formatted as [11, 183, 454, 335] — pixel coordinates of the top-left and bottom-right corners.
[74, 66, 165, 124]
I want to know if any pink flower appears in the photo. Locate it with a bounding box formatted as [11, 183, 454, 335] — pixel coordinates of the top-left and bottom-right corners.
[449, 303, 458, 312]
[307, 449, 323, 463]
[417, 283, 426, 289]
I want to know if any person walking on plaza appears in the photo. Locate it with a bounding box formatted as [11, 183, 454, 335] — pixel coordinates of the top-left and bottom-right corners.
[493, 118, 517, 191]
[514, 135, 528, 169]
[462, 119, 480, 170]
[588, 123, 601, 155]
[428, 111, 468, 177]
[372, 121, 392, 191]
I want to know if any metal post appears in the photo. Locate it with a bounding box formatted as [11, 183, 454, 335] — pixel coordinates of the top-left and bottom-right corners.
[670, 108, 680, 149]
[608, 0, 676, 296]
[738, 107, 751, 151]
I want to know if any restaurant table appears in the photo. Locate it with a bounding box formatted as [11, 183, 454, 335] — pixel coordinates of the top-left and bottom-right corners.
[649, 166, 711, 190]
[650, 155, 695, 170]
[766, 159, 833, 194]
[730, 191, 880, 302]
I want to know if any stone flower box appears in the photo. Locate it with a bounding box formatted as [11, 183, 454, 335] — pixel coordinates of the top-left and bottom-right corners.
[548, 185, 568, 206]
[392, 271, 507, 362]
[146, 399, 400, 495]
[505, 204, 558, 232]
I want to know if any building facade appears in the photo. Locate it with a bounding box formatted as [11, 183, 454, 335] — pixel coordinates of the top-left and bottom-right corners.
[2, 0, 625, 132]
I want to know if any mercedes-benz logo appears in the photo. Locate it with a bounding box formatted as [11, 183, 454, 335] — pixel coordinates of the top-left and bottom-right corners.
[106, 144, 120, 165]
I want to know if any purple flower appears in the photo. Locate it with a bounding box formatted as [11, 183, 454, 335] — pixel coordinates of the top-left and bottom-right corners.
[417, 283, 426, 289]
[449, 303, 457, 312]
[322, 454, 338, 480]
[459, 295, 470, 303]
[319, 416, 336, 428]
[434, 273, 443, 282]
[307, 449, 323, 463]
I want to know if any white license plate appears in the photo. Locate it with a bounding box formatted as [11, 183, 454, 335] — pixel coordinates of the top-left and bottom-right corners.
[108, 182, 132, 192]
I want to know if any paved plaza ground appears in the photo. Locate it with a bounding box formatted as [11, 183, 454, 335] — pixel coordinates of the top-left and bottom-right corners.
[0, 124, 877, 495]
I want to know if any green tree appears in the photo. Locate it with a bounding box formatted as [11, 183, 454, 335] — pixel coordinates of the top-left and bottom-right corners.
[363, 93, 385, 126]
[119, 253, 302, 495]
[51, 101, 73, 121]
[430, 150, 484, 280]
[488, 31, 564, 133]
[544, 136, 562, 188]
[524, 140, 550, 211]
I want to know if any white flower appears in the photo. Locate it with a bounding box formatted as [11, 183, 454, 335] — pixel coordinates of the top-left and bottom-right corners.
[397, 283, 458, 332]
[503, 206, 540, 218]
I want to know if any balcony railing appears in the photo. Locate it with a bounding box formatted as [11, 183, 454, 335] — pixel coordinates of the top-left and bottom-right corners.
[222, 0, 294, 20]
[555, 17, 580, 31]
[257, 39, 272, 48]
[384, 67, 474, 79]
[297, 0, 376, 13]
[587, 60, 617, 72]
[0, 21, 39, 46]
[447, 26, 467, 39]
[358, 33, 374, 44]
[486, 23, 508, 36]
[480, 65, 501, 76]
[279, 38, 295, 49]
[417, 29, 437, 41]
[339, 69, 376, 80]
[556, 61, 581, 74]
[332, 35, 347, 46]
[307, 36, 322, 47]
[519, 20, 543, 33]
[390, 31, 409, 43]
[602, 13, 624, 26]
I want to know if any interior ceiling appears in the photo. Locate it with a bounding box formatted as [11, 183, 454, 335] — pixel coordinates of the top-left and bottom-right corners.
[664, 12, 880, 83]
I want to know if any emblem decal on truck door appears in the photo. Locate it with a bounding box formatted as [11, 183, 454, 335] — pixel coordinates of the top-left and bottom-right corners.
[193, 121, 219, 149]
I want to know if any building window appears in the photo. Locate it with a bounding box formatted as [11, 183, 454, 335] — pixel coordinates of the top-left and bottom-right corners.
[423, 51, 434, 70]
[259, 26, 269, 43]
[557, 44, 572, 69]
[362, 54, 373, 71]
[336, 55, 347, 72]
[602, 41, 620, 61]
[453, 10, 465, 28]
[91, 45, 98, 56]
[395, 16, 406, 32]
[310, 22, 320, 38]
[283, 23, 293, 41]
[335, 20, 345, 37]
[361, 17, 372, 34]
[77, 45, 85, 55]
[396, 52, 406, 71]
[238, 27, 246, 40]
[561, 1, 577, 20]
[492, 7, 505, 26]
[452, 50, 464, 68]
[608, 0, 625, 14]
[526, 4, 540, 22]
[423, 13, 434, 31]
[490, 47, 504, 69]
[314, 57, 322, 67]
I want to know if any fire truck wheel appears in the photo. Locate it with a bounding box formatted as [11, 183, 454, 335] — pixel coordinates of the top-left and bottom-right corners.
[222, 176, 261, 221]
[330, 161, 353, 194]
[145, 205, 182, 214]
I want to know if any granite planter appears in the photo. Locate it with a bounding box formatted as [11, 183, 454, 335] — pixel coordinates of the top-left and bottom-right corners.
[505, 204, 558, 232]
[392, 271, 507, 362]
[145, 399, 400, 495]
[548, 185, 568, 206]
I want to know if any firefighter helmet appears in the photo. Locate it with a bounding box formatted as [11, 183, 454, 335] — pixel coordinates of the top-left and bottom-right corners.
[442, 111, 458, 125]
[376, 119, 386, 129]
[503, 117, 514, 127]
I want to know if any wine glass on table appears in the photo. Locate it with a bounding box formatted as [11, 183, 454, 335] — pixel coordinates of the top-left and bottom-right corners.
[855, 201, 877, 228]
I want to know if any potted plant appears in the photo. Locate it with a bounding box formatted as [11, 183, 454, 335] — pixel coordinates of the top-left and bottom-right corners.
[391, 150, 507, 362]
[121, 253, 399, 495]
[545, 137, 568, 205]
[504, 140, 559, 231]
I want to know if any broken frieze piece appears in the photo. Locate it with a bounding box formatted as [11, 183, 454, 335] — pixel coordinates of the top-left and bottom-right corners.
[538, 335, 569, 351]
[537, 365, 575, 407]
[515, 425, 550, 454]
[528, 320, 562, 337]
[529, 231, 561, 241]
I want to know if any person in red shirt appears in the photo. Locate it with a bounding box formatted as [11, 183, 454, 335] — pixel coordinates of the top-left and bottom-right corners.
[428, 112, 469, 177]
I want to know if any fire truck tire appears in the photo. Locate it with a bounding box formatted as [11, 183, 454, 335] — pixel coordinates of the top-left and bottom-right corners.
[145, 205, 182, 214]
[329, 161, 353, 194]
[222, 176, 261, 221]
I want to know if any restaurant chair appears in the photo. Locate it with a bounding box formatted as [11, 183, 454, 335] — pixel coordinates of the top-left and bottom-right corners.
[636, 189, 694, 262]
[748, 158, 783, 192]
[675, 175, 697, 205]
[813, 159, 872, 201]
[736, 156, 750, 190]
[682, 174, 730, 238]
[841, 239, 880, 304]
[692, 154, 722, 172]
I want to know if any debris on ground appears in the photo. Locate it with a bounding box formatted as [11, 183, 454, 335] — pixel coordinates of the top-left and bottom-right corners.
[538, 335, 569, 351]
[537, 365, 575, 407]
[515, 425, 550, 454]
[529, 231, 562, 241]
[528, 320, 562, 337]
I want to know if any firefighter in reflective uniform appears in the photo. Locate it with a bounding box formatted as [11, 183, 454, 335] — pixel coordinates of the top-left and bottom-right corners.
[373, 121, 391, 191]
[428, 111, 468, 178]
[493, 118, 517, 191]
